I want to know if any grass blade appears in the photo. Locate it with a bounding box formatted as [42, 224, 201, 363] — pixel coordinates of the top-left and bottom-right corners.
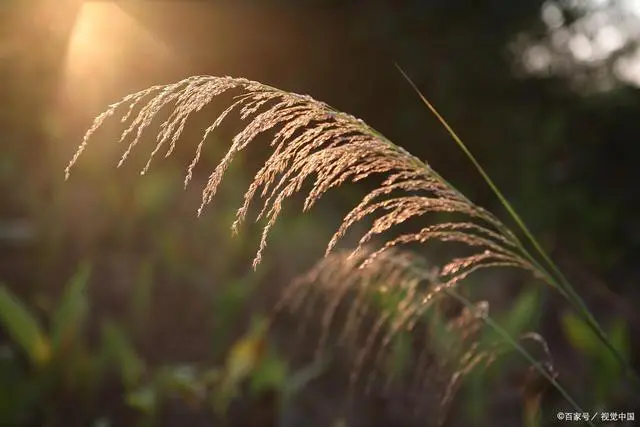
[394, 63, 639, 387]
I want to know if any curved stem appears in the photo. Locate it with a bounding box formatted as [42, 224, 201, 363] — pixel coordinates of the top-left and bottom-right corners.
[395, 63, 640, 388]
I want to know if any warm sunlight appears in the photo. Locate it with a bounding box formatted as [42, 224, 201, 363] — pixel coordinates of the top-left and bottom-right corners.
[4, 2, 640, 426]
[59, 3, 172, 112]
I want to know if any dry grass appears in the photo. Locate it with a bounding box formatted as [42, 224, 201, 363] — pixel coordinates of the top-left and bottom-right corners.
[273, 247, 555, 426]
[65, 75, 536, 285]
[65, 75, 600, 423]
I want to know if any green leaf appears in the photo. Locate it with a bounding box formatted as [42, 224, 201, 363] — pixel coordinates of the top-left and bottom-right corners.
[501, 287, 540, 336]
[51, 263, 91, 356]
[561, 311, 598, 354]
[102, 320, 145, 387]
[0, 285, 50, 366]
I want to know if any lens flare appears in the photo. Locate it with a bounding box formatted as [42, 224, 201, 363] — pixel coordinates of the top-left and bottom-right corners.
[59, 3, 172, 112]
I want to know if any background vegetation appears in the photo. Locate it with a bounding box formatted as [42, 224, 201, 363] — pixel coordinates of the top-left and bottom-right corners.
[1, 0, 639, 426]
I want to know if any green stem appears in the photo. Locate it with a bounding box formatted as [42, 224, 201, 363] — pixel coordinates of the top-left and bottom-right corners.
[445, 289, 590, 425]
[382, 257, 587, 422]
[394, 64, 639, 387]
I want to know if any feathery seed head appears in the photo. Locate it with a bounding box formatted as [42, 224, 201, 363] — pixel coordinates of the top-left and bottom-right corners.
[66, 75, 535, 287]
[65, 76, 559, 425]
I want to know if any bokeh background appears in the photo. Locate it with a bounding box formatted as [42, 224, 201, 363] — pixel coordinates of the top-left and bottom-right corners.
[1, 1, 639, 426]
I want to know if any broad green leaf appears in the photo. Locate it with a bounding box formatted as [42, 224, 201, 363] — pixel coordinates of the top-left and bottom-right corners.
[561, 311, 598, 354]
[0, 285, 50, 366]
[51, 263, 91, 356]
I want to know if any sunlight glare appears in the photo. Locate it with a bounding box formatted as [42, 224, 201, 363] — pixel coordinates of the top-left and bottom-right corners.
[60, 3, 172, 112]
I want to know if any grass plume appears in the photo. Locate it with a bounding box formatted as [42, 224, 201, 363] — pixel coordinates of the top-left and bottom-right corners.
[394, 65, 638, 388]
[65, 75, 534, 285]
[64, 74, 634, 418]
[274, 248, 564, 426]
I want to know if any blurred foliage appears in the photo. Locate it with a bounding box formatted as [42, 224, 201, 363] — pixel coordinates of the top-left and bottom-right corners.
[1, 0, 640, 426]
[561, 311, 630, 408]
[0, 285, 51, 368]
[0, 265, 302, 426]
